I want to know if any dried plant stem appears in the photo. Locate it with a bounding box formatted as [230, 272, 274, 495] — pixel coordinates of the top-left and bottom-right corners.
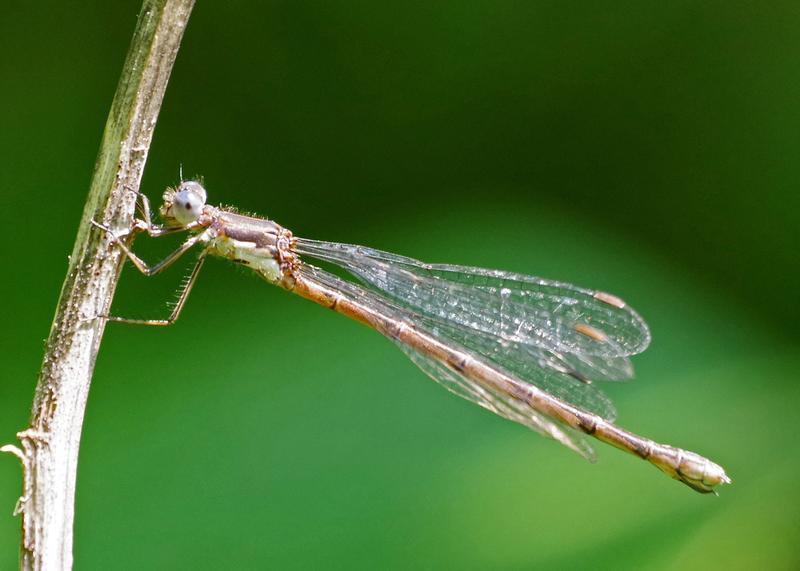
[3, 1, 195, 569]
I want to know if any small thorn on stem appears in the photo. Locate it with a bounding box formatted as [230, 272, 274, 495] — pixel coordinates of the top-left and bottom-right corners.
[0, 444, 26, 465]
[12, 496, 27, 517]
[2, 445, 30, 517]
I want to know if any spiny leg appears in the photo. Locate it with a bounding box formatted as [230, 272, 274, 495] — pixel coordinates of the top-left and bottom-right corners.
[106, 250, 208, 326]
[91, 219, 206, 276]
[91, 219, 209, 325]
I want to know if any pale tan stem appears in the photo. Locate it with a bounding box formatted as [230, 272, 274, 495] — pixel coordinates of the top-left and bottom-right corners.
[6, 1, 195, 569]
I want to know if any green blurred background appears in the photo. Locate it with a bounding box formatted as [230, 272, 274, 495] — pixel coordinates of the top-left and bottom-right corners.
[2, 1, 799, 569]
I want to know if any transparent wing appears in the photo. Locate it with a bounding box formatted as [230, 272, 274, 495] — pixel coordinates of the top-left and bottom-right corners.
[421, 316, 620, 420]
[297, 263, 596, 460]
[396, 340, 596, 460]
[295, 239, 651, 360]
[295, 239, 648, 419]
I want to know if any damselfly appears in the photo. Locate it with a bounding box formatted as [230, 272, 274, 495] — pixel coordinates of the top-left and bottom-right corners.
[93, 181, 730, 493]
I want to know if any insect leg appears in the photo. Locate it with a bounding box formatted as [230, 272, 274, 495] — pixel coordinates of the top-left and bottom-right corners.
[91, 219, 205, 276]
[105, 250, 208, 326]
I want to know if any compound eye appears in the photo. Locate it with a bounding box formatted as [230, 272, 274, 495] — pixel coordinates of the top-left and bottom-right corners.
[172, 187, 205, 224]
